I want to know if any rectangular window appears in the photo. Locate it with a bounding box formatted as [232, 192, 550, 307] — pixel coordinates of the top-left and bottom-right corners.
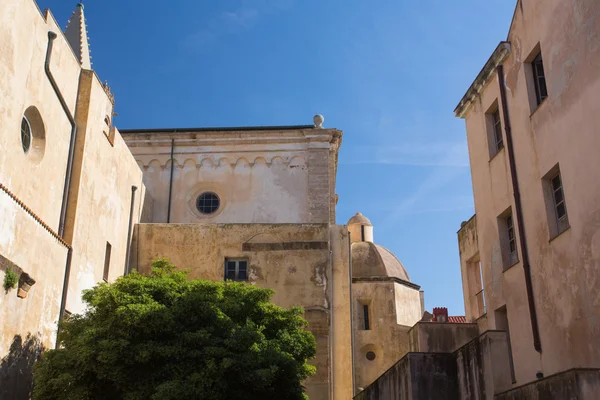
[492, 109, 504, 152]
[103, 242, 112, 282]
[543, 165, 569, 239]
[551, 172, 569, 233]
[363, 304, 370, 330]
[498, 208, 519, 270]
[532, 52, 548, 105]
[485, 101, 503, 158]
[224, 259, 248, 281]
[506, 215, 518, 265]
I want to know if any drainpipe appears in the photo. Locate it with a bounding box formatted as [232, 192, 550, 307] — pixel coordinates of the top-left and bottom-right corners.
[497, 64, 542, 353]
[45, 31, 78, 238]
[56, 247, 72, 349]
[45, 31, 81, 348]
[348, 232, 356, 397]
[124, 185, 138, 275]
[166, 136, 175, 223]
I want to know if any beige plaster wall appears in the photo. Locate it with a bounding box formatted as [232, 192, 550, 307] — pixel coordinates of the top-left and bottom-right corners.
[329, 226, 354, 400]
[460, 0, 600, 387]
[0, 0, 146, 338]
[394, 282, 422, 326]
[0, 190, 69, 353]
[133, 223, 343, 400]
[458, 216, 480, 322]
[352, 280, 420, 391]
[65, 73, 145, 314]
[122, 128, 341, 225]
[0, 0, 81, 229]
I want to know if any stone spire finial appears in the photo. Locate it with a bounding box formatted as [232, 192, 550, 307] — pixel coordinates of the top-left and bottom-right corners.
[64, 2, 92, 69]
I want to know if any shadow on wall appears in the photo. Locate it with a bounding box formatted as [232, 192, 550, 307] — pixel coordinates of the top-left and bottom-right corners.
[0, 334, 45, 400]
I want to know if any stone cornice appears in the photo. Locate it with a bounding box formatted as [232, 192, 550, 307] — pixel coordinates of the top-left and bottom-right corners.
[454, 42, 511, 119]
[121, 128, 342, 148]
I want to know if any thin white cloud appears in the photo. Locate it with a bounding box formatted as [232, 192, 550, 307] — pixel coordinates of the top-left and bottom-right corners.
[340, 140, 470, 167]
[387, 142, 472, 219]
[181, 1, 293, 52]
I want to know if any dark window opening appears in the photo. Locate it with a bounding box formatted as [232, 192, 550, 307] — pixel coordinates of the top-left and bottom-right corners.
[361, 225, 365, 241]
[363, 304, 370, 330]
[532, 53, 548, 105]
[21, 116, 32, 154]
[551, 172, 568, 233]
[366, 351, 376, 361]
[196, 192, 220, 214]
[103, 242, 112, 282]
[492, 109, 503, 152]
[506, 215, 518, 265]
[225, 259, 248, 281]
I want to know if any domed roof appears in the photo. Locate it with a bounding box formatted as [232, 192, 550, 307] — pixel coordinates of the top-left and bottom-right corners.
[351, 242, 410, 281]
[348, 212, 372, 226]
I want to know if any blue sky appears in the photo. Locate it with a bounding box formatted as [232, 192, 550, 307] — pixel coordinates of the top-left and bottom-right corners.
[40, 0, 517, 315]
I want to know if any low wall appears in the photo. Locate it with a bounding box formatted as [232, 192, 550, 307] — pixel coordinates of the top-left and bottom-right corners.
[495, 369, 600, 400]
[354, 353, 458, 400]
[408, 322, 478, 353]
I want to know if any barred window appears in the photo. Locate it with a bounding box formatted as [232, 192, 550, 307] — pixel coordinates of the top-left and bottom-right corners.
[196, 192, 220, 214]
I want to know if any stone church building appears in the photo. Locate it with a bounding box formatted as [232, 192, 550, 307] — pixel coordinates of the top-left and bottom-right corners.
[0, 1, 425, 398]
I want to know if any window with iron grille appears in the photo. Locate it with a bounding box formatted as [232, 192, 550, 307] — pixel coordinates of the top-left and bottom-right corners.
[224, 259, 248, 281]
[196, 192, 220, 214]
[532, 52, 548, 105]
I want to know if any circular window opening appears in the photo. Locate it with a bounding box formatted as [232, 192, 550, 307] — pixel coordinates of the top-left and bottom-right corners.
[20, 106, 46, 163]
[21, 116, 32, 154]
[366, 351, 376, 361]
[196, 192, 220, 214]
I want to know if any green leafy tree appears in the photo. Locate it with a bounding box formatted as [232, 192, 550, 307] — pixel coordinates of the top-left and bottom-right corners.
[33, 259, 316, 400]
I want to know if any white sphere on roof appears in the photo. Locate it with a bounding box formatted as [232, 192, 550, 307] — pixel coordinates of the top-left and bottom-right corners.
[313, 114, 324, 128]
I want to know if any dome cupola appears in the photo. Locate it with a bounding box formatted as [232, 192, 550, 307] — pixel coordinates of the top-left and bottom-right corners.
[348, 212, 374, 243]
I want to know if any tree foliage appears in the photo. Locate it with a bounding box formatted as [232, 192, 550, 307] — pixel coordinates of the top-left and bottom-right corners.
[33, 259, 316, 400]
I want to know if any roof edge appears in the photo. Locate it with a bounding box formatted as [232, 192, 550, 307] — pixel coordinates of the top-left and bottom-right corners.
[119, 125, 319, 134]
[352, 276, 421, 291]
[454, 42, 511, 119]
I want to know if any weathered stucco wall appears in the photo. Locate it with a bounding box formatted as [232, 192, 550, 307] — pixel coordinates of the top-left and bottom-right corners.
[0, 2, 146, 396]
[408, 322, 478, 354]
[459, 0, 600, 388]
[0, 189, 69, 397]
[122, 128, 341, 225]
[495, 369, 600, 400]
[352, 280, 421, 391]
[0, 0, 80, 230]
[133, 223, 351, 400]
[65, 72, 145, 314]
[330, 226, 354, 400]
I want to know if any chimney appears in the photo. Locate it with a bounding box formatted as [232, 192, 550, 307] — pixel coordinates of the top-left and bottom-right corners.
[432, 307, 448, 323]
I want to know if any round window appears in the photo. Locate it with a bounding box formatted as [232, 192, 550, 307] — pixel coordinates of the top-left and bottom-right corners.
[196, 192, 220, 214]
[366, 351, 376, 361]
[21, 116, 32, 154]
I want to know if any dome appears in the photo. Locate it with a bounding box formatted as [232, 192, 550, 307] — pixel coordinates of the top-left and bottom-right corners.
[348, 212, 372, 226]
[352, 242, 410, 281]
